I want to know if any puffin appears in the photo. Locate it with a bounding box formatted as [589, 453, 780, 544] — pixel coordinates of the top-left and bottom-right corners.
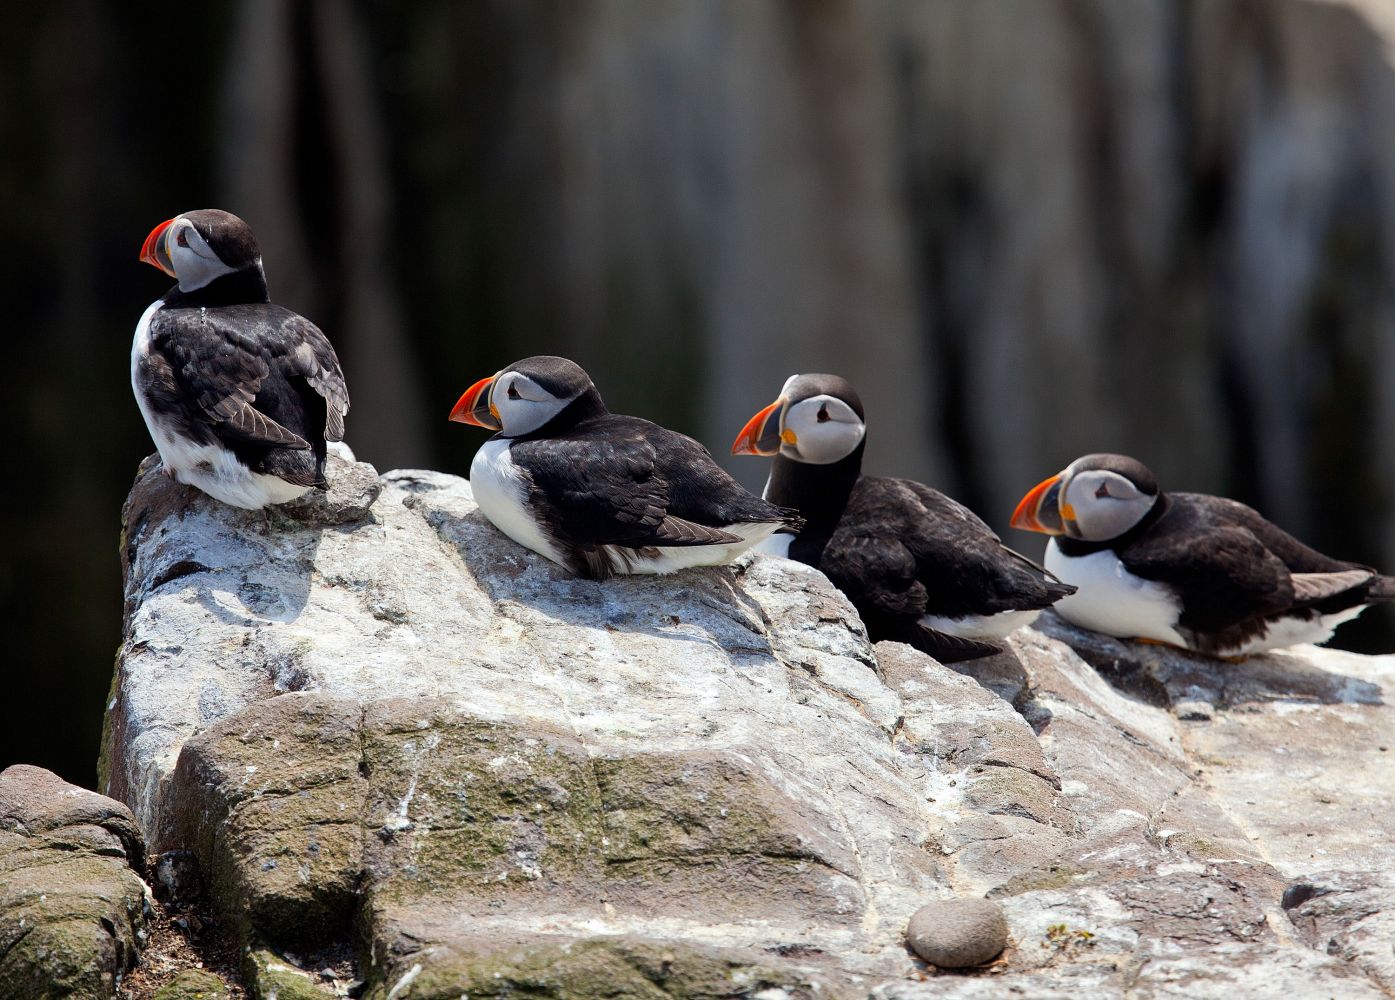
[732, 374, 1075, 662]
[448, 356, 802, 578]
[133, 210, 349, 509]
[1010, 453, 1395, 656]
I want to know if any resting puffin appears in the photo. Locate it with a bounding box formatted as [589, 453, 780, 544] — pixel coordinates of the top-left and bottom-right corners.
[449, 356, 802, 578]
[133, 210, 349, 509]
[732, 374, 1074, 662]
[1010, 453, 1395, 656]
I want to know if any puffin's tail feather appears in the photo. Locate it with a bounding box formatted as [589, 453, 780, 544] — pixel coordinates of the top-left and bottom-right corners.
[1291, 569, 1376, 606]
[260, 447, 325, 489]
[778, 506, 805, 533]
[1002, 546, 1078, 606]
[1366, 574, 1395, 602]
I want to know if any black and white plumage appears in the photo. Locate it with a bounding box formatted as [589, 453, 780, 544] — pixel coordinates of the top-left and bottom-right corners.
[449, 356, 801, 579]
[1010, 453, 1395, 657]
[732, 374, 1074, 662]
[133, 210, 349, 509]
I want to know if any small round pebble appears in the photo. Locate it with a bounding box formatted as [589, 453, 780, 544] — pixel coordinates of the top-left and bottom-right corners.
[905, 898, 1008, 968]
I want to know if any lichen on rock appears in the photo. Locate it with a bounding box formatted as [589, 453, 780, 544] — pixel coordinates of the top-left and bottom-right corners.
[0, 765, 150, 1000]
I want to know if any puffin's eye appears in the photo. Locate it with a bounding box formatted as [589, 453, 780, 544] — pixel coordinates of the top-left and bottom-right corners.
[817, 405, 830, 423]
[507, 384, 520, 400]
[174, 229, 189, 248]
[1095, 482, 1111, 499]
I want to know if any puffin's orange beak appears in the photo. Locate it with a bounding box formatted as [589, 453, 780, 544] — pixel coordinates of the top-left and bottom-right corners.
[731, 399, 785, 456]
[139, 219, 176, 276]
[1010, 473, 1067, 535]
[449, 375, 501, 430]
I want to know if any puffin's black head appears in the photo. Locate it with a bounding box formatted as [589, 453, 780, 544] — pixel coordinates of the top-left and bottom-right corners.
[731, 373, 866, 465]
[1011, 452, 1161, 542]
[448, 355, 602, 437]
[139, 210, 262, 292]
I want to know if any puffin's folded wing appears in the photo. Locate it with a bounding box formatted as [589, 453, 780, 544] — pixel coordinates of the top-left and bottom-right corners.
[821, 532, 927, 619]
[215, 398, 312, 448]
[517, 435, 687, 549]
[156, 312, 313, 448]
[1120, 524, 1296, 633]
[900, 480, 1072, 611]
[824, 538, 1000, 662]
[649, 515, 743, 546]
[278, 314, 350, 441]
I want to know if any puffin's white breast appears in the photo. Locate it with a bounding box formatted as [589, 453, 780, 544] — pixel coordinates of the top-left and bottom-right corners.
[1045, 539, 1187, 645]
[470, 439, 567, 566]
[749, 531, 794, 558]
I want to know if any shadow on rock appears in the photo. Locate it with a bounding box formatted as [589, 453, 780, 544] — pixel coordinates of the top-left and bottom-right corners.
[121, 448, 381, 632]
[1033, 611, 1384, 711]
[424, 503, 778, 657]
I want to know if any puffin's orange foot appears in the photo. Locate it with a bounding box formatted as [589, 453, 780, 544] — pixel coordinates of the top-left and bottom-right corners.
[1129, 636, 1191, 653]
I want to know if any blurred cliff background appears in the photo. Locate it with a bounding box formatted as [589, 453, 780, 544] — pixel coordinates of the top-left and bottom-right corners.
[4, 0, 1395, 783]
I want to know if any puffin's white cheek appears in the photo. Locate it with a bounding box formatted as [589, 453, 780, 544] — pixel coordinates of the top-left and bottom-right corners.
[796, 423, 864, 465]
[172, 244, 236, 292]
[496, 396, 566, 437]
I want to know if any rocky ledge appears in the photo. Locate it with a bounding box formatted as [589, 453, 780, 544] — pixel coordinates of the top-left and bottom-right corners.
[70, 448, 1395, 997]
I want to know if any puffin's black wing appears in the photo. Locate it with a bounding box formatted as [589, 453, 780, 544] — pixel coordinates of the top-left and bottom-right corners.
[814, 477, 1067, 663]
[510, 416, 795, 554]
[818, 530, 1000, 662]
[900, 480, 1075, 611]
[147, 304, 349, 485]
[1118, 520, 1298, 635]
[1122, 495, 1385, 633]
[828, 477, 1072, 620]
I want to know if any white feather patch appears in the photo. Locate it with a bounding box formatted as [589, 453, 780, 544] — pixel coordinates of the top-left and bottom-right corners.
[1045, 540, 1187, 645]
[469, 439, 568, 566]
[921, 608, 1042, 641]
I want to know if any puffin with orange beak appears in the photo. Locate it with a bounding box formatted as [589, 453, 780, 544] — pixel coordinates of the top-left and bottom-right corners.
[132, 209, 348, 509]
[1010, 453, 1395, 656]
[733, 374, 1074, 662]
[449, 356, 800, 578]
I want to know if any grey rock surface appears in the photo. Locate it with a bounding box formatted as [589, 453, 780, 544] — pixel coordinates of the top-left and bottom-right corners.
[0, 764, 150, 1000]
[103, 454, 1395, 997]
[904, 898, 1007, 968]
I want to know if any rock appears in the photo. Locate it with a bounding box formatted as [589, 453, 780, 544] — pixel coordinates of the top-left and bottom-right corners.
[104, 464, 1395, 996]
[245, 948, 337, 1000]
[905, 898, 1008, 968]
[279, 443, 383, 526]
[152, 969, 230, 1000]
[0, 765, 150, 1000]
[369, 937, 804, 1000]
[1282, 870, 1395, 992]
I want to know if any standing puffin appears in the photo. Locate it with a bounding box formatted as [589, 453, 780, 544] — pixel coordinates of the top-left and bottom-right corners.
[732, 374, 1074, 662]
[449, 356, 802, 578]
[1010, 453, 1395, 656]
[133, 210, 349, 509]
